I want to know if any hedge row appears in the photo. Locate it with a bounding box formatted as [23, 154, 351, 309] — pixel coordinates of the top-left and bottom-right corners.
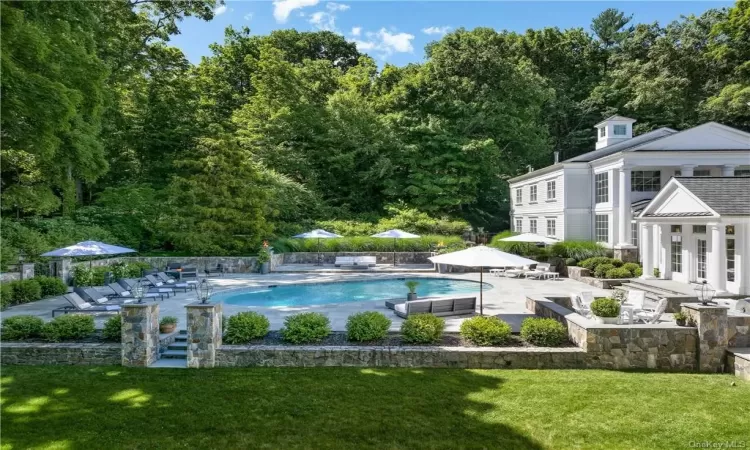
[0, 276, 68, 310]
[271, 235, 465, 253]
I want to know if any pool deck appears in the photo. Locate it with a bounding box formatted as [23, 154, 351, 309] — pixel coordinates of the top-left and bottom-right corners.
[1, 272, 610, 332]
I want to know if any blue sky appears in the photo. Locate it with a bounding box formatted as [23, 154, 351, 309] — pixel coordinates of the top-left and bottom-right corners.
[170, 1, 733, 67]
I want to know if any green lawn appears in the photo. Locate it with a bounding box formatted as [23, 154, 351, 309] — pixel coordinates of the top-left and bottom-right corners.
[1, 367, 748, 449]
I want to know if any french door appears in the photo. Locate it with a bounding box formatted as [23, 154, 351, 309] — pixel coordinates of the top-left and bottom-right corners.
[696, 239, 707, 281]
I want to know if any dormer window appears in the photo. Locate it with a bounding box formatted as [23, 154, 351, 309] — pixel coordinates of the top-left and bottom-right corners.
[599, 127, 606, 138]
[613, 125, 627, 136]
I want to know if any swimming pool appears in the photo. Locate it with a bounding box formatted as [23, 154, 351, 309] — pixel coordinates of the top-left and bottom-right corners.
[214, 278, 492, 307]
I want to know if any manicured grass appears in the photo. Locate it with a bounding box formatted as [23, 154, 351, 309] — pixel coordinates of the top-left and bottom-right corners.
[1, 367, 748, 449]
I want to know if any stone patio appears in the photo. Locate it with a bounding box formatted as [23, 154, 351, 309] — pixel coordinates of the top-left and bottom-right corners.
[1, 272, 610, 332]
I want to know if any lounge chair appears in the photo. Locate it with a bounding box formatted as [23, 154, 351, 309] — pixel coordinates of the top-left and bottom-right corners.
[75, 287, 135, 305]
[107, 283, 166, 301]
[156, 272, 197, 286]
[52, 293, 121, 317]
[570, 294, 591, 318]
[634, 298, 668, 324]
[393, 296, 476, 318]
[145, 274, 190, 293]
[624, 290, 646, 310]
[118, 278, 172, 297]
[524, 263, 555, 280]
[505, 265, 533, 278]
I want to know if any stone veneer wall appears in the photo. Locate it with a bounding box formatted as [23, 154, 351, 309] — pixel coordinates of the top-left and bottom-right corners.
[215, 346, 586, 369]
[565, 267, 625, 289]
[728, 315, 750, 348]
[281, 252, 434, 265]
[72, 256, 260, 273]
[726, 352, 750, 382]
[121, 303, 160, 367]
[0, 343, 121, 365]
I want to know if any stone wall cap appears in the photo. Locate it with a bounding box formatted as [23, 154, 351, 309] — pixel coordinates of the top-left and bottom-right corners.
[122, 302, 158, 308]
[682, 303, 730, 311]
[186, 302, 221, 308]
[0, 342, 122, 349]
[217, 344, 585, 353]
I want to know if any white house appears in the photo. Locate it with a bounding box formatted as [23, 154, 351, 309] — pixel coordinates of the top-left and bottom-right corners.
[508, 116, 750, 268]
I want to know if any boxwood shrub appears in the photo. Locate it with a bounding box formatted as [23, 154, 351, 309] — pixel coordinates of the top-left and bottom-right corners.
[42, 314, 96, 342]
[36, 276, 68, 297]
[401, 314, 445, 344]
[1, 315, 45, 340]
[564, 258, 577, 267]
[459, 316, 512, 346]
[0, 284, 13, 310]
[621, 263, 641, 277]
[11, 279, 42, 303]
[590, 298, 621, 318]
[102, 316, 122, 342]
[346, 311, 391, 342]
[224, 312, 270, 344]
[579, 257, 612, 271]
[280, 312, 331, 344]
[520, 318, 568, 347]
[594, 263, 615, 278]
[605, 267, 633, 279]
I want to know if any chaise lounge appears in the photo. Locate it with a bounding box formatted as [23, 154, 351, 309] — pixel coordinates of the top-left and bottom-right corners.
[391, 296, 477, 318]
[52, 293, 122, 317]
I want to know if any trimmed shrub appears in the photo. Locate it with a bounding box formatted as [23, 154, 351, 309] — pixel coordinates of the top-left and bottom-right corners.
[280, 312, 331, 344]
[36, 276, 68, 297]
[2, 315, 45, 340]
[102, 316, 122, 342]
[459, 316, 512, 346]
[633, 267, 643, 277]
[621, 263, 641, 277]
[11, 279, 42, 303]
[606, 267, 633, 279]
[1, 284, 13, 310]
[579, 257, 613, 271]
[591, 298, 621, 318]
[550, 241, 610, 261]
[401, 314, 445, 344]
[42, 314, 96, 342]
[565, 258, 577, 267]
[610, 259, 624, 267]
[346, 311, 392, 342]
[124, 262, 151, 278]
[72, 265, 93, 287]
[520, 318, 567, 347]
[271, 235, 464, 253]
[594, 263, 615, 278]
[224, 312, 270, 344]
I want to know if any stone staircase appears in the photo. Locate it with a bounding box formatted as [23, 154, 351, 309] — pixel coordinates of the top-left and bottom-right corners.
[149, 330, 187, 369]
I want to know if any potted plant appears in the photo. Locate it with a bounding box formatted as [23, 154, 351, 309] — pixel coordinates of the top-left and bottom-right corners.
[673, 311, 688, 327]
[405, 280, 419, 301]
[590, 298, 621, 325]
[653, 267, 660, 278]
[160, 316, 178, 334]
[257, 244, 271, 275]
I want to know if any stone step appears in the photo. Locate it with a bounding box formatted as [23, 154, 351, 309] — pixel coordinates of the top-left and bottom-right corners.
[178, 329, 187, 335]
[168, 342, 187, 351]
[161, 350, 187, 359]
[149, 358, 186, 369]
[174, 335, 187, 342]
[623, 280, 693, 297]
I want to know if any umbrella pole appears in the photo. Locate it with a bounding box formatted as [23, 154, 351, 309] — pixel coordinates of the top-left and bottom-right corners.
[480, 267, 484, 316]
[393, 238, 396, 267]
[317, 238, 321, 266]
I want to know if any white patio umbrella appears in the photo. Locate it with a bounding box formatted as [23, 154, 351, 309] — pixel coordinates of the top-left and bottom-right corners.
[499, 233, 559, 245]
[292, 229, 342, 266]
[429, 245, 537, 315]
[41, 240, 137, 268]
[371, 229, 420, 266]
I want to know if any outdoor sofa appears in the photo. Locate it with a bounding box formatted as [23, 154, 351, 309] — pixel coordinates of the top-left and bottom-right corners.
[334, 256, 377, 268]
[390, 296, 477, 318]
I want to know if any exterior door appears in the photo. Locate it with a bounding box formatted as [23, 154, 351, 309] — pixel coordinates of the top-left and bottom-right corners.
[696, 239, 707, 281]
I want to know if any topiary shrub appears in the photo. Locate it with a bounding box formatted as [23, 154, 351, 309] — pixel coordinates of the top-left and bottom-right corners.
[520, 318, 567, 347]
[0, 284, 13, 310]
[594, 263, 615, 278]
[459, 316, 512, 346]
[11, 279, 42, 303]
[621, 263, 641, 277]
[1, 315, 45, 340]
[565, 258, 577, 267]
[579, 257, 613, 271]
[606, 267, 633, 279]
[42, 314, 96, 342]
[224, 312, 270, 344]
[590, 298, 621, 318]
[36, 276, 68, 297]
[280, 312, 331, 344]
[346, 311, 392, 342]
[401, 314, 445, 344]
[102, 316, 122, 342]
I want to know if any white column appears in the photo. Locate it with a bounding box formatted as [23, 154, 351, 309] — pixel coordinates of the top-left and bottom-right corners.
[617, 166, 632, 246]
[708, 223, 726, 293]
[681, 165, 696, 177]
[640, 223, 653, 278]
[721, 165, 736, 176]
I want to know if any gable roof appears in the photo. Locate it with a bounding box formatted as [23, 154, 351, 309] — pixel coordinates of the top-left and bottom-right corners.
[674, 177, 750, 216]
[564, 127, 676, 163]
[594, 115, 636, 127]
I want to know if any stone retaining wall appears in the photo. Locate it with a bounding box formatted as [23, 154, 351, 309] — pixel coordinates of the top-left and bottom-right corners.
[727, 351, 750, 381]
[73, 256, 260, 273]
[0, 343, 121, 365]
[281, 252, 434, 265]
[215, 345, 586, 369]
[728, 315, 750, 348]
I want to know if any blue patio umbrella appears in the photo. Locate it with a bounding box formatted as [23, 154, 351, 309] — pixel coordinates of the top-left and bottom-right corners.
[371, 229, 420, 266]
[42, 241, 137, 268]
[292, 229, 343, 266]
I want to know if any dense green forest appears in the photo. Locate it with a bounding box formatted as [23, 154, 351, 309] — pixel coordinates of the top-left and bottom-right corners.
[1, 0, 748, 261]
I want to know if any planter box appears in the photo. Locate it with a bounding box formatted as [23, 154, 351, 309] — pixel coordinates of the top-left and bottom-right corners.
[592, 316, 619, 325]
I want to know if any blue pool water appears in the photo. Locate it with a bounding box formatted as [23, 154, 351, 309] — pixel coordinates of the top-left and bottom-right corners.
[215, 278, 492, 307]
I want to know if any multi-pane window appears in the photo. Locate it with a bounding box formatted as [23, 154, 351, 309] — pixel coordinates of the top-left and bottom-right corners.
[697, 239, 707, 279]
[546, 180, 556, 200]
[693, 225, 706, 234]
[599, 127, 606, 138]
[631, 222, 638, 247]
[595, 172, 609, 203]
[529, 219, 538, 234]
[613, 124, 627, 136]
[595, 215, 608, 243]
[736, 169, 750, 176]
[546, 218, 556, 237]
[529, 185, 537, 202]
[515, 188, 522, 205]
[670, 235, 682, 273]
[631, 171, 661, 192]
[515, 218, 523, 232]
[694, 169, 711, 177]
[727, 238, 735, 282]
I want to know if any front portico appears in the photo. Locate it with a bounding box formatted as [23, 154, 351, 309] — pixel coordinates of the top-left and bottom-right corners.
[637, 177, 749, 296]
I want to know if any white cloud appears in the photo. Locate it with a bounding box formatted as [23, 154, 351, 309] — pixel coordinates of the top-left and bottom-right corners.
[308, 11, 336, 31]
[350, 26, 361, 37]
[351, 28, 415, 59]
[326, 2, 349, 11]
[422, 26, 451, 36]
[273, 0, 319, 23]
[213, 4, 228, 16]
[244, 13, 253, 21]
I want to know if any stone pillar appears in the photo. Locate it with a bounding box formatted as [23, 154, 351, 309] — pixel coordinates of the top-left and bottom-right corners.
[721, 165, 736, 177]
[186, 302, 223, 368]
[121, 303, 160, 367]
[57, 258, 72, 285]
[640, 223, 653, 278]
[708, 223, 726, 293]
[19, 263, 35, 280]
[681, 164, 696, 177]
[681, 304, 729, 373]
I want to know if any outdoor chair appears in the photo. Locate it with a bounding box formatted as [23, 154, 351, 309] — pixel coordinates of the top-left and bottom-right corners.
[156, 271, 198, 286]
[118, 278, 172, 297]
[107, 282, 165, 301]
[571, 294, 591, 318]
[504, 266, 530, 278]
[75, 287, 134, 305]
[52, 293, 121, 317]
[145, 274, 190, 293]
[634, 298, 668, 324]
[204, 264, 226, 277]
[735, 298, 749, 314]
[624, 290, 646, 310]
